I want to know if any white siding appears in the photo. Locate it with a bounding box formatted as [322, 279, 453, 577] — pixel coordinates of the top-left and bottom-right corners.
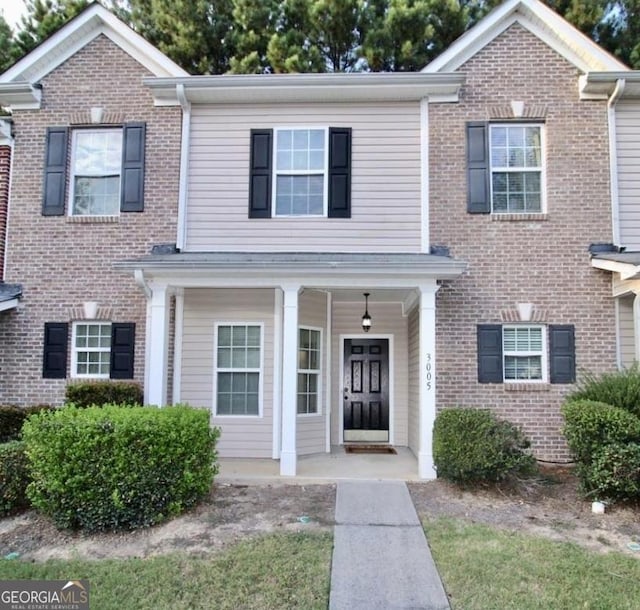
[330, 301, 409, 446]
[297, 290, 328, 455]
[180, 288, 274, 458]
[407, 307, 419, 455]
[186, 102, 422, 253]
[616, 101, 640, 249]
[618, 294, 636, 368]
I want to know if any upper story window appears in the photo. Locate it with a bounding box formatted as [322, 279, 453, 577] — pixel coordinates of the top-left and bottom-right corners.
[274, 128, 327, 217]
[42, 123, 145, 217]
[249, 127, 351, 219]
[70, 129, 123, 216]
[490, 125, 543, 214]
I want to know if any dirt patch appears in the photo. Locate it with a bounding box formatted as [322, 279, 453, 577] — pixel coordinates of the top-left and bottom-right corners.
[2, 468, 639, 562]
[409, 466, 640, 556]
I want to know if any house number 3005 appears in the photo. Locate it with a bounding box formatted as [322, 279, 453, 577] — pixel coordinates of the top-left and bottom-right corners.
[426, 353, 432, 391]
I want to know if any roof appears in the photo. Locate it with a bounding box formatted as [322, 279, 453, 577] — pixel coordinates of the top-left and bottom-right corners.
[0, 283, 22, 312]
[0, 2, 187, 110]
[423, 0, 627, 74]
[591, 251, 640, 280]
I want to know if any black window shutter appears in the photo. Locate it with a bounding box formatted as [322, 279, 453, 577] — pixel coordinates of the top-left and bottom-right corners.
[477, 324, 503, 383]
[43, 322, 68, 378]
[466, 122, 490, 214]
[121, 122, 146, 212]
[249, 129, 272, 218]
[328, 127, 351, 218]
[42, 127, 69, 216]
[549, 325, 575, 384]
[110, 323, 135, 379]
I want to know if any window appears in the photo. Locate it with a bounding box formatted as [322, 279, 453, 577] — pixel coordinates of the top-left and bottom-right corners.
[274, 128, 327, 216]
[70, 129, 123, 216]
[248, 127, 351, 219]
[477, 324, 575, 384]
[503, 325, 545, 381]
[215, 324, 262, 416]
[298, 328, 321, 415]
[490, 124, 543, 213]
[72, 322, 112, 378]
[42, 123, 145, 217]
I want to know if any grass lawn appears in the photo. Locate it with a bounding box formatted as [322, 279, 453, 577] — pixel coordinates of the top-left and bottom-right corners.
[0, 531, 332, 610]
[425, 517, 640, 610]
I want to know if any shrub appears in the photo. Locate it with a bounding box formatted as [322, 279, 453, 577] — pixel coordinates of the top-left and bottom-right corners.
[23, 404, 219, 531]
[561, 400, 640, 465]
[433, 407, 536, 483]
[581, 442, 640, 502]
[0, 405, 54, 443]
[568, 365, 640, 418]
[65, 381, 143, 408]
[0, 441, 30, 516]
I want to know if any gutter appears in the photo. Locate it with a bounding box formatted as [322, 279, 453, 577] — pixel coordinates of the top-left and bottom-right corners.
[176, 84, 191, 251]
[608, 78, 625, 246]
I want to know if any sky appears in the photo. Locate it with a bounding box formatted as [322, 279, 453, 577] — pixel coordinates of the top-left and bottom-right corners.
[0, 0, 27, 29]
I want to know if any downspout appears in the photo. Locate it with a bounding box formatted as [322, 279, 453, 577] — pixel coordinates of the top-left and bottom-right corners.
[608, 78, 625, 247]
[176, 84, 191, 251]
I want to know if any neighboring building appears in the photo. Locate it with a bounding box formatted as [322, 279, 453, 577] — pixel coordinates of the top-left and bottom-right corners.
[0, 0, 627, 478]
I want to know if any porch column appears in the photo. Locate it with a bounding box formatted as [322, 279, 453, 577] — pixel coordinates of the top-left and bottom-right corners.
[634, 292, 640, 362]
[280, 284, 300, 476]
[418, 282, 439, 479]
[146, 282, 171, 406]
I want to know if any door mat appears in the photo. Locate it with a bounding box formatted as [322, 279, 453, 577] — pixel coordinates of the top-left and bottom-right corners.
[345, 445, 397, 455]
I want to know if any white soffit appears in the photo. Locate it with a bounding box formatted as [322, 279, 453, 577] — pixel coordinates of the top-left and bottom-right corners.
[423, 0, 628, 74]
[0, 3, 187, 86]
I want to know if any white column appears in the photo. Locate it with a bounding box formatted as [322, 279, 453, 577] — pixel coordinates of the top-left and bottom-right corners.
[146, 283, 170, 406]
[633, 292, 640, 362]
[172, 288, 184, 404]
[272, 288, 283, 460]
[418, 282, 439, 479]
[280, 284, 300, 476]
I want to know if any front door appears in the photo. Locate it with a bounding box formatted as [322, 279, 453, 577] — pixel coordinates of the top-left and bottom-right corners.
[343, 338, 389, 442]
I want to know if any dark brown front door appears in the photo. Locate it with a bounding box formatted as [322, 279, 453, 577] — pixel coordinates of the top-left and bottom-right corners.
[343, 338, 389, 442]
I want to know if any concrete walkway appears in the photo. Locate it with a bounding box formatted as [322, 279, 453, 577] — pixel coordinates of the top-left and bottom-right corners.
[329, 480, 450, 610]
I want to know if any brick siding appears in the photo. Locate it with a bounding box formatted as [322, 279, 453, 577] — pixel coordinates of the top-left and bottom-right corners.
[0, 35, 181, 405]
[431, 25, 617, 461]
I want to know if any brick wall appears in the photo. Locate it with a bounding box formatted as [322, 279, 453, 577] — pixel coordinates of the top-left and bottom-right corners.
[0, 143, 10, 280]
[430, 24, 616, 461]
[0, 35, 181, 405]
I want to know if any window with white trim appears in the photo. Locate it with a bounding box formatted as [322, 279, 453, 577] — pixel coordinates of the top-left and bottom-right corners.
[274, 128, 327, 216]
[490, 124, 543, 213]
[70, 129, 123, 216]
[297, 327, 321, 415]
[216, 324, 261, 416]
[503, 325, 546, 382]
[72, 322, 111, 378]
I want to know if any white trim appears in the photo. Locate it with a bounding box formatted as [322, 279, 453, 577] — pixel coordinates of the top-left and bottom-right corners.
[502, 323, 548, 383]
[297, 325, 323, 417]
[272, 127, 329, 218]
[272, 288, 283, 459]
[0, 4, 187, 87]
[0, 299, 19, 313]
[423, 0, 627, 74]
[146, 283, 171, 405]
[615, 296, 622, 370]
[633, 294, 640, 363]
[325, 292, 332, 453]
[420, 99, 429, 253]
[70, 321, 112, 379]
[608, 79, 625, 247]
[212, 321, 264, 418]
[338, 334, 394, 446]
[176, 85, 191, 251]
[591, 257, 640, 281]
[172, 288, 184, 404]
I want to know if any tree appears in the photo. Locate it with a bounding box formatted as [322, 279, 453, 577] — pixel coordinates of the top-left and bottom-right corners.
[0, 15, 15, 73]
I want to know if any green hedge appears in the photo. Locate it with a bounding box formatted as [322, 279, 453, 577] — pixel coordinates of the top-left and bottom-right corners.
[65, 381, 143, 407]
[433, 407, 536, 484]
[583, 442, 640, 501]
[0, 405, 54, 443]
[23, 404, 219, 531]
[0, 441, 30, 516]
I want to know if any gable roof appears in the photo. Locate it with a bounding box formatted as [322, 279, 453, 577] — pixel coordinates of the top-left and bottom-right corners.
[423, 0, 627, 74]
[0, 3, 187, 98]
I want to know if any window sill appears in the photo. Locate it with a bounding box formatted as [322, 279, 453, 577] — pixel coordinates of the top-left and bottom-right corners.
[504, 383, 550, 392]
[491, 213, 548, 222]
[67, 215, 120, 224]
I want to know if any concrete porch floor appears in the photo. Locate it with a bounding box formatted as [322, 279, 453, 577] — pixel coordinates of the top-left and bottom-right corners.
[217, 445, 421, 484]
